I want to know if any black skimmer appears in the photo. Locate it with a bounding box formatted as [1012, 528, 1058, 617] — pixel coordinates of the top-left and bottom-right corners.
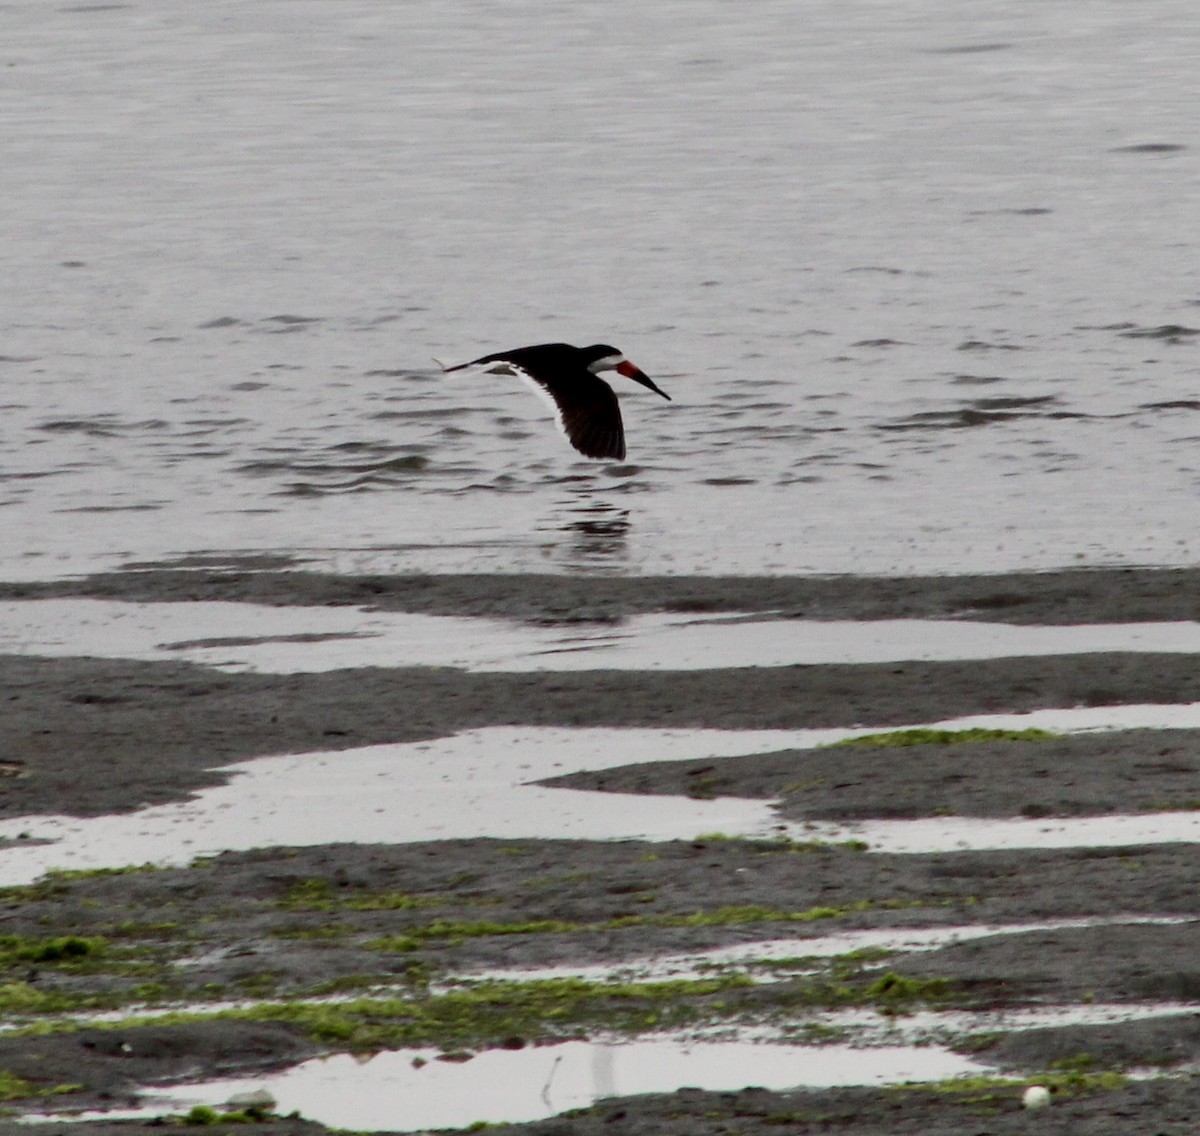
[439, 342, 670, 461]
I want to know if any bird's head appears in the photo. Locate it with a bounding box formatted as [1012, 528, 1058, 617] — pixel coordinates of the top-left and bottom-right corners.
[584, 344, 671, 400]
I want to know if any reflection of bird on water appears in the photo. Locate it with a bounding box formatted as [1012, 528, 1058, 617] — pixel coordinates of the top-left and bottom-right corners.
[562, 501, 631, 563]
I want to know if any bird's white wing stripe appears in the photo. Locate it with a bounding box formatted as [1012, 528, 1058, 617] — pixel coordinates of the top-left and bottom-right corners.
[510, 363, 571, 444]
[443, 358, 570, 441]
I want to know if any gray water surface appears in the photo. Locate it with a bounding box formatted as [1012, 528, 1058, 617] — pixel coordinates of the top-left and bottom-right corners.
[4, 1, 1200, 578]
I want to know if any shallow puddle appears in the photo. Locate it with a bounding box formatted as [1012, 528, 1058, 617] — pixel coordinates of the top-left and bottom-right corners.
[807, 811, 1200, 854]
[2, 713, 1200, 885]
[32, 1037, 991, 1130]
[24, 1001, 1200, 1130]
[6, 598, 1200, 672]
[0, 727, 805, 885]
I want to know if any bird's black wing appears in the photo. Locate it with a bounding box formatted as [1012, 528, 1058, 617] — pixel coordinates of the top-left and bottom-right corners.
[546, 374, 626, 461]
[506, 365, 625, 460]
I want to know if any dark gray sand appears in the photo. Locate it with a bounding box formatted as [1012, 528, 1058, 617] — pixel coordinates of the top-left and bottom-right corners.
[550, 728, 1200, 820]
[6, 653, 1200, 821]
[0, 566, 1198, 1134]
[5, 562, 1200, 624]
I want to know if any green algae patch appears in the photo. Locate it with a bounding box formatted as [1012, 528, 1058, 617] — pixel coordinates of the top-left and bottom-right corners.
[79, 974, 756, 1054]
[0, 931, 196, 1006]
[829, 727, 1058, 748]
[0, 982, 84, 1015]
[863, 972, 952, 1008]
[367, 898, 934, 952]
[0, 1069, 82, 1102]
[0, 978, 190, 1017]
[32, 962, 965, 1057]
[0, 890, 955, 1020]
[655, 901, 877, 927]
[0, 935, 106, 967]
[742, 945, 897, 979]
[1138, 797, 1200, 812]
[0, 864, 161, 905]
[369, 917, 582, 951]
[278, 878, 445, 913]
[1044, 1068, 1130, 1094]
[896, 1067, 1128, 1108]
[166, 1104, 277, 1125]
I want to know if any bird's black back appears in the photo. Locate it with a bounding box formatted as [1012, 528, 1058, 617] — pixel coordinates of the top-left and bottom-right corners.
[467, 343, 580, 373]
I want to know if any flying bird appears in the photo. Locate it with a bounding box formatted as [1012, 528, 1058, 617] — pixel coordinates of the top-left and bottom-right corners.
[438, 342, 670, 461]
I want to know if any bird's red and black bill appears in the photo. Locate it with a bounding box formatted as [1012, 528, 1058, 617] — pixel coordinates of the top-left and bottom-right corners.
[616, 359, 671, 400]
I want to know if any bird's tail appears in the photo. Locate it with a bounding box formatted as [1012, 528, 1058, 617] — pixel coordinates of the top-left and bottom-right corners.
[433, 356, 467, 372]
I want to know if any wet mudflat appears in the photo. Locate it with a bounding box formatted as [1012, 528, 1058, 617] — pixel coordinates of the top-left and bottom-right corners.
[8, 0, 1200, 1128]
[1, 838, 1198, 1133]
[0, 567, 1197, 1133]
